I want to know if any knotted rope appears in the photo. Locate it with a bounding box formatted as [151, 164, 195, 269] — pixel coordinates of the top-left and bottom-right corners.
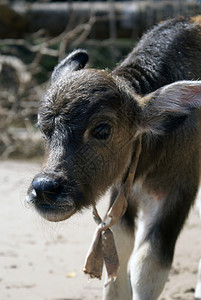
[83, 137, 142, 285]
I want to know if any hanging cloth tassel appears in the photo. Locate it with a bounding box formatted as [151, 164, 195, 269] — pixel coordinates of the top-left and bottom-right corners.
[83, 137, 142, 284]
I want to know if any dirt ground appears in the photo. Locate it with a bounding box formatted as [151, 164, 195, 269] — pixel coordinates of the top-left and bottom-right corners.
[1, 159, 201, 300]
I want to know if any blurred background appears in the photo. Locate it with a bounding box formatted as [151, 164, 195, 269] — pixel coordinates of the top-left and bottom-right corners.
[1, 0, 201, 159]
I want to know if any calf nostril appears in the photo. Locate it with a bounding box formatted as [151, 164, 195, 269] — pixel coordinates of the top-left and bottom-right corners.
[32, 177, 60, 193]
[43, 186, 64, 200]
[32, 176, 64, 204]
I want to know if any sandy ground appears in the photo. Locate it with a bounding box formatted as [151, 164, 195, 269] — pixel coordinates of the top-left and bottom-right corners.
[1, 159, 201, 300]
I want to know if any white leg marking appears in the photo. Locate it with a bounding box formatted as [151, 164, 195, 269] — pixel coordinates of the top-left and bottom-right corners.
[130, 242, 170, 300]
[103, 222, 134, 300]
[132, 179, 163, 252]
[129, 180, 169, 300]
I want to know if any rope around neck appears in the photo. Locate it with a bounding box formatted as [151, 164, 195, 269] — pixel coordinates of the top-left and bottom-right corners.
[83, 137, 142, 284]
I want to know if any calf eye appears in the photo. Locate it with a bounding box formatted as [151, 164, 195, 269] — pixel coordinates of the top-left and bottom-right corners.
[91, 123, 111, 140]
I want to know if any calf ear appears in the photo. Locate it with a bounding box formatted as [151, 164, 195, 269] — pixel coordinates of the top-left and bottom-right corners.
[141, 81, 201, 135]
[51, 49, 88, 83]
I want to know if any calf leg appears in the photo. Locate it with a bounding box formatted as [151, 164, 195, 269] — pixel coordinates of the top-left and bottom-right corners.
[103, 188, 136, 300]
[130, 186, 196, 300]
[103, 221, 134, 300]
[130, 240, 170, 300]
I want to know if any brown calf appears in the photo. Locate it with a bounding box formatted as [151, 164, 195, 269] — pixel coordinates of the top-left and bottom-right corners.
[27, 17, 201, 299]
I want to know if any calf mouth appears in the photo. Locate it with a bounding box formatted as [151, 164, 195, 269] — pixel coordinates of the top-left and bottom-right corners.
[27, 186, 76, 222]
[26, 174, 80, 222]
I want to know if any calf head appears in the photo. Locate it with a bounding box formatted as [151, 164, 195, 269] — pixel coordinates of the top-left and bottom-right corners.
[27, 49, 201, 222]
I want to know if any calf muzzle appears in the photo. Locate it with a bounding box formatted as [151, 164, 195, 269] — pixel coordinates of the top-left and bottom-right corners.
[26, 172, 76, 222]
